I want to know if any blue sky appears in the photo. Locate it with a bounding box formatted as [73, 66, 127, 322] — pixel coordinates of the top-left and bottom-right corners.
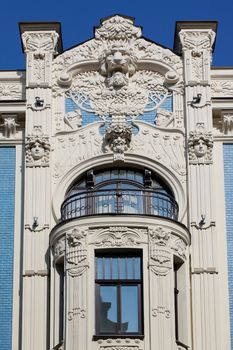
[1, 0, 233, 69]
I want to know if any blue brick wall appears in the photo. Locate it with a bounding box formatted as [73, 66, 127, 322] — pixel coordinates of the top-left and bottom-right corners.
[223, 143, 233, 348]
[0, 147, 16, 349]
[138, 95, 173, 125]
[65, 98, 102, 126]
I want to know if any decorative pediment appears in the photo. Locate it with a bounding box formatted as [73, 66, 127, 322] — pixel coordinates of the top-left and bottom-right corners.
[53, 15, 184, 161]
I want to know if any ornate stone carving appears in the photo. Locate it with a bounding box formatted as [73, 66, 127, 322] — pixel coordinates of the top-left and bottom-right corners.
[130, 124, 186, 177]
[66, 228, 87, 265]
[66, 70, 168, 118]
[0, 115, 19, 138]
[149, 227, 170, 246]
[95, 15, 141, 41]
[68, 307, 86, 320]
[25, 126, 50, 167]
[155, 109, 174, 127]
[64, 109, 82, 130]
[105, 121, 132, 161]
[152, 306, 171, 318]
[179, 30, 216, 55]
[170, 237, 186, 260]
[221, 111, 233, 135]
[94, 227, 142, 247]
[149, 227, 172, 275]
[0, 83, 23, 100]
[99, 45, 137, 82]
[33, 56, 45, 82]
[211, 80, 233, 97]
[22, 31, 59, 55]
[53, 15, 183, 100]
[188, 123, 213, 164]
[150, 249, 172, 275]
[53, 125, 103, 182]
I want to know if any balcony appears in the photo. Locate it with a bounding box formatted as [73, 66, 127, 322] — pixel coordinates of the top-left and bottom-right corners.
[61, 188, 179, 221]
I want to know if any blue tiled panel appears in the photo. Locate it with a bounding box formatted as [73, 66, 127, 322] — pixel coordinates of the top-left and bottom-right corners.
[138, 95, 173, 125]
[0, 147, 16, 349]
[223, 143, 233, 348]
[65, 98, 102, 126]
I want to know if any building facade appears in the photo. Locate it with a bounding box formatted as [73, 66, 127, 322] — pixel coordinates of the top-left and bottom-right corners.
[0, 15, 233, 350]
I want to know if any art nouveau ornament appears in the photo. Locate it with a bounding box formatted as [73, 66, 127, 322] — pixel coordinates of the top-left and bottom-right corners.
[22, 31, 59, 55]
[149, 227, 172, 275]
[188, 123, 213, 164]
[105, 121, 132, 161]
[0, 115, 19, 138]
[25, 126, 50, 167]
[179, 30, 216, 55]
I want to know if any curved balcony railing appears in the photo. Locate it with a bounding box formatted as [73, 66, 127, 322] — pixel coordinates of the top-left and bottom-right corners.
[61, 189, 179, 221]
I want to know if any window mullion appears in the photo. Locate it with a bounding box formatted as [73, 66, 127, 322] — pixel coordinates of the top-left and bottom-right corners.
[117, 284, 121, 334]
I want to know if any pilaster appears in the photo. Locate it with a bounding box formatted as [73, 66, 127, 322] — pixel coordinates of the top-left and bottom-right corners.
[176, 22, 224, 349]
[19, 23, 62, 350]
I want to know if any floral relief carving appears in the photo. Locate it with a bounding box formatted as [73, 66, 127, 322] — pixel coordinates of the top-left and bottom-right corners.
[0, 83, 23, 100]
[25, 126, 50, 167]
[52, 15, 183, 100]
[191, 55, 204, 82]
[94, 227, 143, 247]
[95, 15, 142, 41]
[33, 56, 45, 82]
[211, 80, 233, 97]
[22, 31, 59, 55]
[179, 30, 216, 55]
[188, 123, 213, 164]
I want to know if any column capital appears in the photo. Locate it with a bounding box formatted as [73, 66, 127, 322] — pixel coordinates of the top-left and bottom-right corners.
[19, 22, 63, 55]
[174, 21, 217, 55]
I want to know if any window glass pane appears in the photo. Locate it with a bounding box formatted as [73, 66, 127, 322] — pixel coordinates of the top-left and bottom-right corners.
[104, 257, 111, 279]
[119, 257, 126, 279]
[121, 286, 139, 332]
[134, 257, 141, 279]
[97, 257, 103, 279]
[127, 257, 133, 279]
[99, 286, 118, 333]
[112, 257, 118, 279]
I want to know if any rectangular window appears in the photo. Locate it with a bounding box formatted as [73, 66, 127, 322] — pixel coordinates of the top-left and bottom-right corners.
[95, 253, 143, 335]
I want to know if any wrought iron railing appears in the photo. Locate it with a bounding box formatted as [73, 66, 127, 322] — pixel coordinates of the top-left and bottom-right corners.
[61, 189, 179, 221]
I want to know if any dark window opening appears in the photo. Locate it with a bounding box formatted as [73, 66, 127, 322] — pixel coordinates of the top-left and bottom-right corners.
[61, 168, 178, 220]
[95, 252, 143, 336]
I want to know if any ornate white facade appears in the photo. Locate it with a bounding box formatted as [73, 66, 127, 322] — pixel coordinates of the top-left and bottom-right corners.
[1, 15, 233, 350]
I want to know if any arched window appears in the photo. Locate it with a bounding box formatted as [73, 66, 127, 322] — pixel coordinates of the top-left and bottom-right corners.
[61, 168, 178, 220]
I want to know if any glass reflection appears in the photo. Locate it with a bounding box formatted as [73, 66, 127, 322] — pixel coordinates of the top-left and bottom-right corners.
[121, 286, 138, 332]
[100, 286, 118, 333]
